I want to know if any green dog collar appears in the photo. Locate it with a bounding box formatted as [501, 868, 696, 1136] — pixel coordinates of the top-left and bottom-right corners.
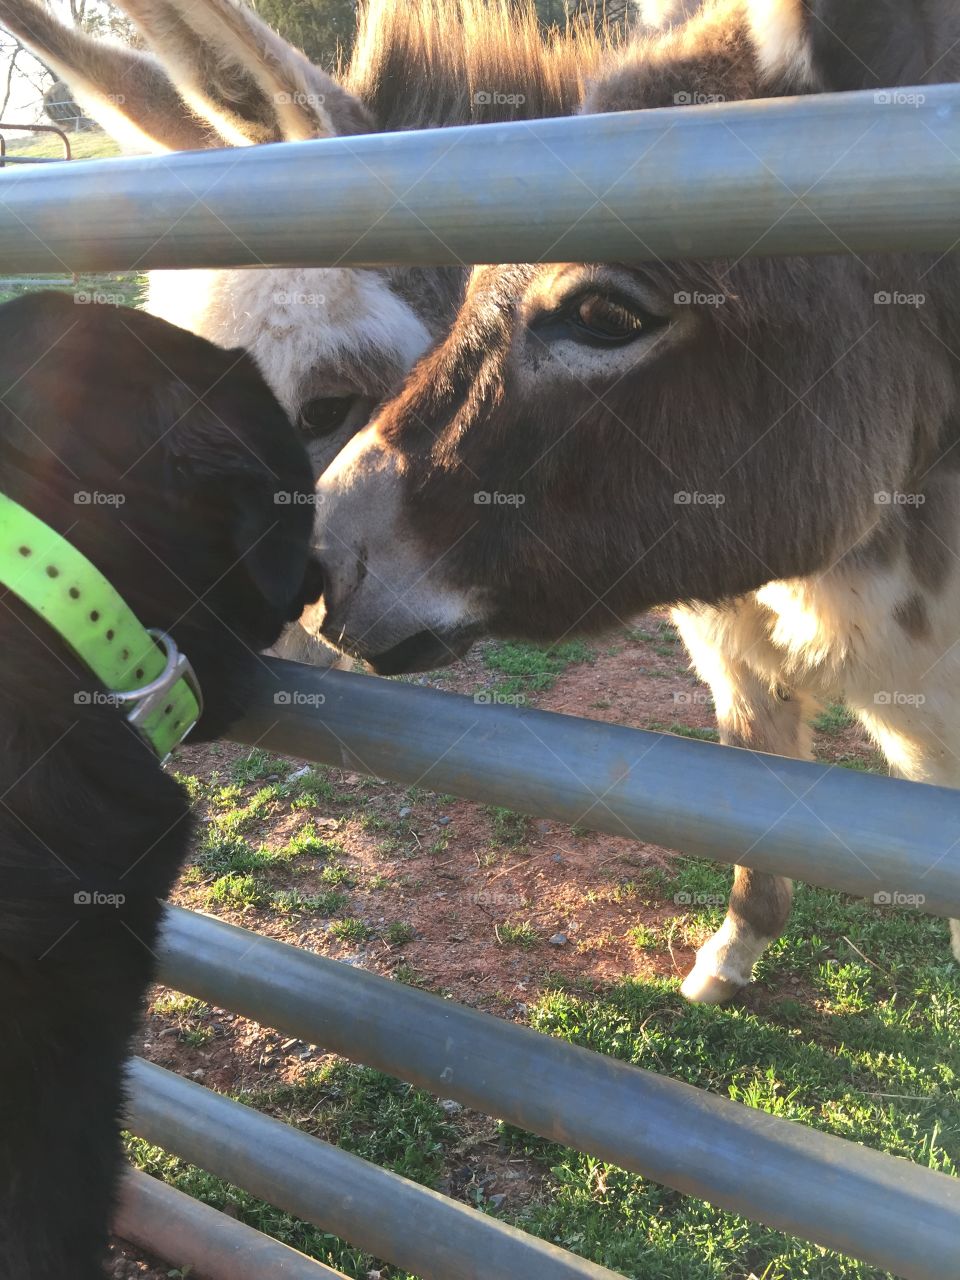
[0, 492, 202, 760]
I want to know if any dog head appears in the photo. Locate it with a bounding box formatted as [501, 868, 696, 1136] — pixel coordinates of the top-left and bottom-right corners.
[0, 291, 321, 738]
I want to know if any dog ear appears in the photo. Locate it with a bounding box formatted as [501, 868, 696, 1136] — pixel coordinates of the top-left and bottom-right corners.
[228, 472, 313, 616]
[153, 351, 316, 618]
[0, 293, 92, 469]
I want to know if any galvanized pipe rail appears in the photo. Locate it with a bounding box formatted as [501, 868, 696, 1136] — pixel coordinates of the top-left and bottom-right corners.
[116, 1169, 349, 1280]
[227, 659, 960, 917]
[155, 907, 960, 1280]
[0, 85, 958, 271]
[126, 1058, 623, 1280]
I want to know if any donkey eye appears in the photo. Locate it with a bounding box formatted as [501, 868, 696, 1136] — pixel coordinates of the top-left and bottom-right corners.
[532, 291, 667, 350]
[570, 294, 662, 345]
[298, 395, 358, 440]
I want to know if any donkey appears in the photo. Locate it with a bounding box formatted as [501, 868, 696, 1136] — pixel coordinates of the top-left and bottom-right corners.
[313, 0, 960, 1003]
[0, 0, 605, 451]
[0, 0, 608, 656]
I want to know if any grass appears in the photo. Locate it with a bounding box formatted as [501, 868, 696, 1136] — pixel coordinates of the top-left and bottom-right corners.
[486, 804, 531, 847]
[138, 651, 956, 1276]
[126, 1063, 451, 1280]
[137, 851, 960, 1278]
[383, 921, 417, 946]
[497, 921, 539, 949]
[2, 127, 119, 161]
[329, 917, 372, 943]
[479, 639, 594, 699]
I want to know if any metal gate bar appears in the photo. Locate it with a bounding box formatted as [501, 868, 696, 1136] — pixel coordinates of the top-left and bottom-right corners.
[126, 1058, 624, 1280]
[226, 659, 960, 918]
[116, 1168, 349, 1279]
[156, 906, 960, 1280]
[0, 85, 958, 271]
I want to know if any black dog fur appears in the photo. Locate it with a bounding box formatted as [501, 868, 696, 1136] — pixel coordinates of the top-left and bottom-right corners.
[0, 291, 320, 1278]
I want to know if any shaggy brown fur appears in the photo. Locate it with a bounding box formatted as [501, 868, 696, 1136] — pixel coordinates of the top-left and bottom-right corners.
[314, 0, 960, 1000]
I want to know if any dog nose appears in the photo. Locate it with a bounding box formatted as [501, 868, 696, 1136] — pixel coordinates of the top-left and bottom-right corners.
[298, 557, 325, 610]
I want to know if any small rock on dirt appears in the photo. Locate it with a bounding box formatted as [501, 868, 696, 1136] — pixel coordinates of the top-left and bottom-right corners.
[549, 933, 568, 946]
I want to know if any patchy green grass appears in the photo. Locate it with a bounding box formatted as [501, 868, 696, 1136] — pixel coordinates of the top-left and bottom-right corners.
[497, 921, 539, 949]
[329, 917, 372, 944]
[126, 1063, 452, 1279]
[479, 639, 594, 699]
[383, 921, 417, 947]
[505, 864, 960, 1279]
[486, 805, 531, 847]
[138, 853, 959, 1279]
[2, 126, 119, 161]
[813, 701, 856, 736]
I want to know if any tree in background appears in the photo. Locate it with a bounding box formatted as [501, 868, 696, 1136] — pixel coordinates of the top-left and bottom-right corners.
[252, 0, 357, 66]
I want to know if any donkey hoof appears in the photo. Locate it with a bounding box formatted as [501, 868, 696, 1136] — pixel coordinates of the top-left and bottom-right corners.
[679, 968, 744, 1005]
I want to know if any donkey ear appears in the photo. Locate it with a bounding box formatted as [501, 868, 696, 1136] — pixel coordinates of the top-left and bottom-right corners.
[117, 0, 374, 143]
[0, 0, 214, 153]
[746, 0, 960, 93]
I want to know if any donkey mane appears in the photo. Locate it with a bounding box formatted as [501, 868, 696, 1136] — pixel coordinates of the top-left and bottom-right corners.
[346, 0, 612, 132]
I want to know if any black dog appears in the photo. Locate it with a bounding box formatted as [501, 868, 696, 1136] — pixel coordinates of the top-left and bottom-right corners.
[0, 291, 320, 1278]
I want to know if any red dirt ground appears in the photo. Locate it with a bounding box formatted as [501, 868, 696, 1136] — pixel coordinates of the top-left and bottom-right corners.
[110, 612, 877, 1276]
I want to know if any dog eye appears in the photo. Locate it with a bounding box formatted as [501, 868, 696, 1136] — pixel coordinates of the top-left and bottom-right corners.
[569, 294, 663, 345]
[297, 395, 358, 439]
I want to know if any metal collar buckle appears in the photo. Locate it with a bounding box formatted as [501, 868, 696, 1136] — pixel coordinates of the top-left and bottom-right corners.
[113, 629, 203, 756]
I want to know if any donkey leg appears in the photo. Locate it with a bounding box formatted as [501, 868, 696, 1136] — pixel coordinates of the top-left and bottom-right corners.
[673, 611, 815, 1003]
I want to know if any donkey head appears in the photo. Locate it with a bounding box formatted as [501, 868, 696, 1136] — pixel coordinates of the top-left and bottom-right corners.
[0, 0, 605, 474]
[313, 0, 960, 673]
